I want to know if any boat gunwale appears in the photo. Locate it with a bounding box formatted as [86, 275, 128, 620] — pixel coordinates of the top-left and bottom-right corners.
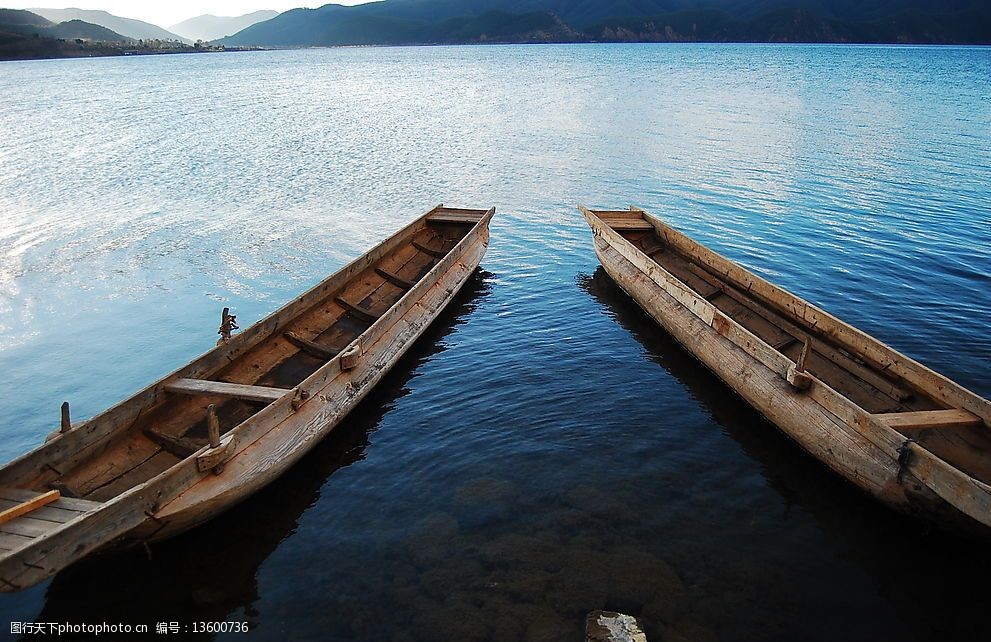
[580, 204, 991, 529]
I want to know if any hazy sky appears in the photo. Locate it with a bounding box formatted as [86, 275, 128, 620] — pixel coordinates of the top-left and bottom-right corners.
[8, 1, 371, 27]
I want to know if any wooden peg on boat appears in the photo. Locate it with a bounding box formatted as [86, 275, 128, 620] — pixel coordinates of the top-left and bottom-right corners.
[197, 403, 237, 475]
[197, 403, 230, 475]
[60, 402, 71, 434]
[787, 339, 813, 391]
[207, 404, 220, 449]
[340, 342, 362, 371]
[217, 307, 239, 345]
[291, 387, 310, 411]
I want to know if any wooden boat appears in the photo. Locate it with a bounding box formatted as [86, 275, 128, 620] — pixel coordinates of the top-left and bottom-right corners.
[581, 205, 991, 534]
[0, 204, 494, 591]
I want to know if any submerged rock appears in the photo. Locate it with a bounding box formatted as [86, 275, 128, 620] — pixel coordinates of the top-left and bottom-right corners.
[585, 611, 647, 642]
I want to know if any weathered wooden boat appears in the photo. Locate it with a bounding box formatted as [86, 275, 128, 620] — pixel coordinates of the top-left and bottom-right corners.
[0, 204, 494, 591]
[581, 205, 991, 534]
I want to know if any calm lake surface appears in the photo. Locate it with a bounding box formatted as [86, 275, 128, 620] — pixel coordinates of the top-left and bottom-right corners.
[0, 44, 989, 640]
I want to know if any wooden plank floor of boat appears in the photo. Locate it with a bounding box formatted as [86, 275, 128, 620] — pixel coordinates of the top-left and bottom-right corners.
[0, 488, 102, 555]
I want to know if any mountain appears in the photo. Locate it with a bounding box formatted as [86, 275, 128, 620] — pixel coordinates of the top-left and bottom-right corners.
[0, 8, 129, 41]
[0, 8, 135, 59]
[0, 7, 50, 28]
[48, 18, 131, 41]
[30, 7, 190, 42]
[219, 0, 991, 46]
[169, 10, 278, 42]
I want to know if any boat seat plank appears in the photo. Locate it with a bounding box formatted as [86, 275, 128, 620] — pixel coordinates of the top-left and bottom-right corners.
[604, 219, 654, 230]
[427, 213, 481, 224]
[875, 409, 983, 431]
[591, 210, 643, 218]
[165, 379, 289, 404]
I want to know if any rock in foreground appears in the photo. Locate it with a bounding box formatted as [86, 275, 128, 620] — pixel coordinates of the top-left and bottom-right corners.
[586, 610, 647, 642]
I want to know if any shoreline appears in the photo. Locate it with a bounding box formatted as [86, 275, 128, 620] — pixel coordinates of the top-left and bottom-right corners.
[3, 38, 988, 63]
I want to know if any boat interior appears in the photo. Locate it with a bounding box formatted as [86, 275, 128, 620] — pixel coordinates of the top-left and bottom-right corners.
[592, 209, 991, 485]
[0, 208, 485, 548]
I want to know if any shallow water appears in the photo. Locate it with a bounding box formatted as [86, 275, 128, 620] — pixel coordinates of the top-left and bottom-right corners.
[0, 44, 989, 640]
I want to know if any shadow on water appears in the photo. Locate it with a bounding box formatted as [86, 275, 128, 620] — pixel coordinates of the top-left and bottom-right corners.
[579, 267, 990, 642]
[26, 270, 494, 641]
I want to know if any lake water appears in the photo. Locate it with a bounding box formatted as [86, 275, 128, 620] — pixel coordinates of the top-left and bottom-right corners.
[0, 44, 989, 641]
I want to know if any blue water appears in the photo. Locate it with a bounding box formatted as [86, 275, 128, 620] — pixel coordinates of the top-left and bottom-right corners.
[0, 44, 989, 640]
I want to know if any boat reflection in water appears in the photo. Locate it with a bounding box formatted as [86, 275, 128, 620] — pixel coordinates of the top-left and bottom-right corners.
[28, 271, 493, 636]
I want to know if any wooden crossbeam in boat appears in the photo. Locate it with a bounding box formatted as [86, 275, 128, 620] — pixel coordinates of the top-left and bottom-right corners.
[641, 244, 665, 258]
[427, 213, 481, 225]
[0, 490, 60, 526]
[284, 331, 341, 360]
[143, 429, 204, 458]
[702, 286, 723, 301]
[412, 240, 448, 259]
[774, 336, 799, 351]
[165, 379, 289, 404]
[602, 218, 654, 231]
[874, 409, 983, 432]
[335, 297, 380, 324]
[375, 267, 415, 290]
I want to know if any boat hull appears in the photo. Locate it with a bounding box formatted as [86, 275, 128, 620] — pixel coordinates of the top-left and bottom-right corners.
[0, 206, 493, 590]
[585, 209, 990, 535]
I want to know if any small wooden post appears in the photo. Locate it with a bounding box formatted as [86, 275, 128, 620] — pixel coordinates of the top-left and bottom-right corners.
[217, 307, 238, 344]
[796, 339, 811, 373]
[206, 404, 224, 474]
[207, 404, 220, 448]
[787, 338, 813, 391]
[60, 402, 71, 434]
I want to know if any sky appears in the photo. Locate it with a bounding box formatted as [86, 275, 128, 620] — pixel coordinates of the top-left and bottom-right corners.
[5, 1, 371, 27]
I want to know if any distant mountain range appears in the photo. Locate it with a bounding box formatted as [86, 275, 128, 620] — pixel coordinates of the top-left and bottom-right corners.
[169, 10, 279, 42]
[29, 7, 191, 43]
[219, 0, 991, 46]
[0, 9, 249, 60]
[0, 7, 130, 41]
